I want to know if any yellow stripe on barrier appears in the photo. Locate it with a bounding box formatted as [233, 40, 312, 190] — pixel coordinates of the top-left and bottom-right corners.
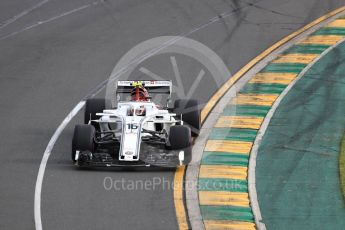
[205, 140, 252, 154]
[249, 73, 297, 84]
[204, 220, 256, 230]
[326, 19, 345, 27]
[215, 116, 263, 129]
[199, 165, 248, 180]
[199, 191, 250, 207]
[299, 35, 343, 45]
[231, 94, 279, 106]
[272, 53, 318, 64]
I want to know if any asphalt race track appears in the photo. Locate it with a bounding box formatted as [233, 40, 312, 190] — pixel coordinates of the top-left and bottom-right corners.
[1, 0, 345, 229]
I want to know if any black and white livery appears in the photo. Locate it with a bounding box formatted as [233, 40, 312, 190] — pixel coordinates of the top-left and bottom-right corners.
[72, 80, 201, 167]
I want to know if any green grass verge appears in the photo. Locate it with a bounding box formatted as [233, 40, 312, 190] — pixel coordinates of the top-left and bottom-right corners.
[339, 132, 345, 199]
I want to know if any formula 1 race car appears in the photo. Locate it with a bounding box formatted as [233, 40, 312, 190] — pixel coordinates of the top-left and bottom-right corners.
[72, 80, 200, 167]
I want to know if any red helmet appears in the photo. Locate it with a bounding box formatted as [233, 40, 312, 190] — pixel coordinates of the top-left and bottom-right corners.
[130, 86, 150, 101]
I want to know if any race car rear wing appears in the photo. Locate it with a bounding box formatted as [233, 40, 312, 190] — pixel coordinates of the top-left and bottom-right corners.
[116, 80, 172, 95]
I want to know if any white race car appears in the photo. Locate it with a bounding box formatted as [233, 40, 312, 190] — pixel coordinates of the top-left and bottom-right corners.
[72, 80, 200, 167]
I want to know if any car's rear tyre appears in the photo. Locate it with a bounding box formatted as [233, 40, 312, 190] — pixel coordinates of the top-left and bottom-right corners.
[169, 125, 191, 149]
[84, 98, 107, 124]
[169, 125, 192, 163]
[71, 124, 95, 162]
[174, 99, 201, 136]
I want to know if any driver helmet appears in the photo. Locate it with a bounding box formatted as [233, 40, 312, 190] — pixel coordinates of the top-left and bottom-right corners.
[130, 85, 150, 102]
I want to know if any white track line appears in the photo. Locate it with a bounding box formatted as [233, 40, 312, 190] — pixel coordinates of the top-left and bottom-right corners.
[0, 0, 50, 30]
[34, 101, 85, 230]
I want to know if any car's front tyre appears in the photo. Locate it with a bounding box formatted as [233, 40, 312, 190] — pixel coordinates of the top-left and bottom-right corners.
[169, 125, 192, 163]
[71, 124, 96, 162]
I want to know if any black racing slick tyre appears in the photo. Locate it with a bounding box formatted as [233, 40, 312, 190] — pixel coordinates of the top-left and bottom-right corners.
[169, 125, 192, 164]
[71, 124, 95, 162]
[174, 99, 201, 137]
[169, 125, 192, 149]
[84, 98, 107, 124]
